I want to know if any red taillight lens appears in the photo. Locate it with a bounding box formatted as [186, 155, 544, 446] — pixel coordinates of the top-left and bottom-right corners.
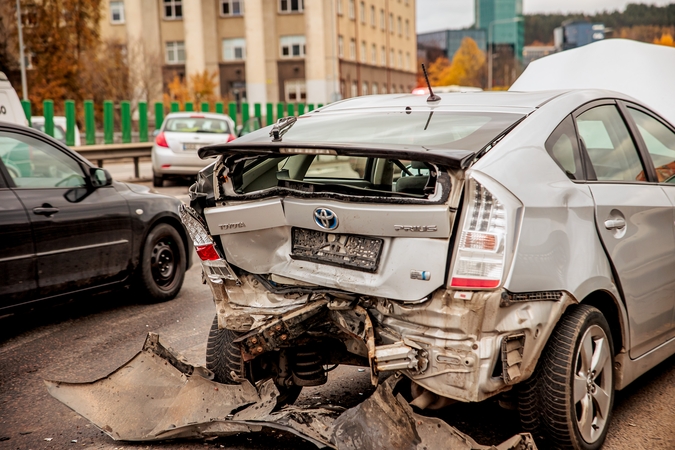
[155, 132, 169, 148]
[450, 277, 500, 288]
[226, 134, 236, 143]
[195, 243, 220, 261]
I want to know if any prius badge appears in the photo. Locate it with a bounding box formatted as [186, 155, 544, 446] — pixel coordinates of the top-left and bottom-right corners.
[314, 208, 339, 230]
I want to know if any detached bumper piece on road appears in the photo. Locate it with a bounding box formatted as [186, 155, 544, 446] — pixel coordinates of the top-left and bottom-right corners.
[45, 333, 536, 450]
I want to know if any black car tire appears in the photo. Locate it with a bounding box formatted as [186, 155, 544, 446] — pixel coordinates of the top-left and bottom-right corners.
[206, 315, 302, 408]
[153, 171, 164, 187]
[531, 304, 615, 450]
[138, 223, 186, 302]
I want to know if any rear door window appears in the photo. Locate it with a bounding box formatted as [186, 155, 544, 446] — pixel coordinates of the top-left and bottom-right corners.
[575, 105, 645, 182]
[627, 107, 675, 183]
[545, 115, 583, 180]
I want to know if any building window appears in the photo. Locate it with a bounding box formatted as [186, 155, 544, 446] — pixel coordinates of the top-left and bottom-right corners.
[349, 38, 356, 60]
[110, 1, 125, 24]
[280, 35, 306, 58]
[398, 50, 402, 68]
[390, 49, 394, 67]
[340, 80, 346, 98]
[372, 82, 378, 95]
[337, 0, 342, 15]
[371, 44, 377, 64]
[362, 81, 368, 95]
[348, 0, 355, 19]
[381, 46, 386, 66]
[389, 13, 393, 33]
[406, 52, 411, 70]
[166, 41, 185, 63]
[223, 38, 245, 61]
[351, 81, 358, 98]
[285, 79, 306, 103]
[398, 16, 402, 35]
[279, 0, 304, 13]
[405, 19, 409, 38]
[338, 35, 344, 58]
[360, 41, 366, 62]
[163, 0, 182, 19]
[370, 5, 375, 26]
[221, 0, 243, 16]
[359, 2, 365, 23]
[380, 9, 385, 30]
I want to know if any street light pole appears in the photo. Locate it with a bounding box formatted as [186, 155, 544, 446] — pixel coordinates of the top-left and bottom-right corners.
[487, 17, 523, 90]
[16, 0, 28, 100]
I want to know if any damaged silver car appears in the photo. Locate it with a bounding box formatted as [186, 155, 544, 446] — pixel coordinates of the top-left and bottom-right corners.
[180, 89, 675, 450]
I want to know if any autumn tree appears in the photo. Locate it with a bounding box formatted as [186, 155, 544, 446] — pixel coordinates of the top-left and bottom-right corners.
[419, 56, 452, 87]
[20, 0, 102, 113]
[654, 33, 675, 47]
[438, 37, 486, 88]
[163, 70, 220, 109]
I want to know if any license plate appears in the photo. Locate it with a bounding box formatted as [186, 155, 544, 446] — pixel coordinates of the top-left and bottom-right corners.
[291, 227, 383, 272]
[183, 143, 202, 151]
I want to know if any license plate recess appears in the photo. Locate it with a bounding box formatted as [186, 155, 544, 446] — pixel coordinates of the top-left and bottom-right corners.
[291, 227, 383, 272]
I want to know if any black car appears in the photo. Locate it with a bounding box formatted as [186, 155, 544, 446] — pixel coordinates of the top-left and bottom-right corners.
[0, 121, 192, 312]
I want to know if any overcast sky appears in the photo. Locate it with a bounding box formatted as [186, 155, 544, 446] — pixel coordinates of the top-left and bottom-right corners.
[416, 0, 675, 33]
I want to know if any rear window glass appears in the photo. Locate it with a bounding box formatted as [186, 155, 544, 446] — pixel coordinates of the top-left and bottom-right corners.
[276, 111, 523, 150]
[165, 117, 231, 134]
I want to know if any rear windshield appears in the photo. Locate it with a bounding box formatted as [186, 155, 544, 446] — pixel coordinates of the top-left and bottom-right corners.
[277, 110, 523, 150]
[165, 117, 231, 134]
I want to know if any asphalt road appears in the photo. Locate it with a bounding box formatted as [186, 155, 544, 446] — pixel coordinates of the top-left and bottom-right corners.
[1, 167, 674, 450]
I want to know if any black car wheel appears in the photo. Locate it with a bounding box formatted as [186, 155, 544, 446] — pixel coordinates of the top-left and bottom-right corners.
[153, 171, 164, 187]
[523, 304, 614, 450]
[206, 315, 302, 408]
[138, 223, 186, 302]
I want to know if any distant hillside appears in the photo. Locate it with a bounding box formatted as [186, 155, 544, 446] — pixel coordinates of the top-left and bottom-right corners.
[525, 3, 675, 45]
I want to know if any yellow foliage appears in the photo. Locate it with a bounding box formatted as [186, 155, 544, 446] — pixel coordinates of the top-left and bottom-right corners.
[654, 33, 675, 47]
[424, 57, 452, 86]
[163, 70, 219, 109]
[438, 38, 486, 88]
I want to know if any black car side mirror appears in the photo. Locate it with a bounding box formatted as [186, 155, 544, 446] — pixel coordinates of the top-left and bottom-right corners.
[90, 167, 112, 187]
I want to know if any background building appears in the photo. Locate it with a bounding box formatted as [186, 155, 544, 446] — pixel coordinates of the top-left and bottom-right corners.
[99, 0, 417, 105]
[554, 21, 606, 51]
[474, 0, 523, 62]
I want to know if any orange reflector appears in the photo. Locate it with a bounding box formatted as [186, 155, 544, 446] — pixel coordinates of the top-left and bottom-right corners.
[463, 232, 497, 251]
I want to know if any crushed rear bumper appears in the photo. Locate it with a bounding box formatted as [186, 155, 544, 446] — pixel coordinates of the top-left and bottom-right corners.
[46, 333, 536, 449]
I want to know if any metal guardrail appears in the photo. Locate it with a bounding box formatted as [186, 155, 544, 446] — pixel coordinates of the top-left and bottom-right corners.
[72, 142, 153, 178]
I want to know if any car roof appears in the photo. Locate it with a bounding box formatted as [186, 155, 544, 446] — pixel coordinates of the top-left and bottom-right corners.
[164, 112, 233, 121]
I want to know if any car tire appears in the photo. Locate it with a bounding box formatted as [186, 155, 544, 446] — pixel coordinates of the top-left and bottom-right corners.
[153, 171, 164, 187]
[534, 304, 615, 450]
[138, 223, 186, 302]
[206, 315, 303, 408]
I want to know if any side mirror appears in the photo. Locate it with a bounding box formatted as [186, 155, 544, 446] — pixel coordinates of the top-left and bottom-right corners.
[90, 167, 112, 187]
[152, 129, 160, 137]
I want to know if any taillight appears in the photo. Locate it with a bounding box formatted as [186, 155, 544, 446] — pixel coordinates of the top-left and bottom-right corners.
[195, 243, 220, 261]
[226, 134, 236, 143]
[450, 177, 509, 289]
[155, 132, 169, 148]
[179, 204, 221, 261]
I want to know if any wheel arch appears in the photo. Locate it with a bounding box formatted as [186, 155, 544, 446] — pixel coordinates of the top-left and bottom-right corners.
[580, 289, 627, 355]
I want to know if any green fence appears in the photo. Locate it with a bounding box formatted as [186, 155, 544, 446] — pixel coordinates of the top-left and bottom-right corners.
[20, 100, 324, 145]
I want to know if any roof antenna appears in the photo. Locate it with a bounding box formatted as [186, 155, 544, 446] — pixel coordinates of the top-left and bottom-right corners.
[421, 63, 440, 103]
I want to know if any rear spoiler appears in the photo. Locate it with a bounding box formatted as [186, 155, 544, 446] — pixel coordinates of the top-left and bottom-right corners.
[199, 142, 476, 170]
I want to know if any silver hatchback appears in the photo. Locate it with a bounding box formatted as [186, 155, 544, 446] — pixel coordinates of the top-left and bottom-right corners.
[180, 89, 675, 450]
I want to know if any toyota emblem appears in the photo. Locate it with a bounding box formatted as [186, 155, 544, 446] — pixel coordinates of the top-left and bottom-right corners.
[314, 208, 339, 230]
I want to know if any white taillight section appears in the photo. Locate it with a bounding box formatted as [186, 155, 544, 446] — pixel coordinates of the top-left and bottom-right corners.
[179, 204, 220, 261]
[450, 177, 509, 289]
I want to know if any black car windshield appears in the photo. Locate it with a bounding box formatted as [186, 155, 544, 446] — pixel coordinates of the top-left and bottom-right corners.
[165, 117, 231, 133]
[276, 110, 524, 150]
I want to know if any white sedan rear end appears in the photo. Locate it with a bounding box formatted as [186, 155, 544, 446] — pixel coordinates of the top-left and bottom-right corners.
[151, 112, 236, 186]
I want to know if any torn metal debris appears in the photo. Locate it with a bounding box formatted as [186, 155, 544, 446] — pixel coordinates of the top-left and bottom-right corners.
[46, 333, 536, 449]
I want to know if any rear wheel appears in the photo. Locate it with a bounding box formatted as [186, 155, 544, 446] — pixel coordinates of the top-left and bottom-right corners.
[526, 304, 614, 450]
[137, 223, 185, 302]
[206, 315, 302, 407]
[152, 171, 164, 187]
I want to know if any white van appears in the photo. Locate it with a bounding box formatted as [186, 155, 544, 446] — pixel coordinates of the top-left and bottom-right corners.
[0, 72, 28, 126]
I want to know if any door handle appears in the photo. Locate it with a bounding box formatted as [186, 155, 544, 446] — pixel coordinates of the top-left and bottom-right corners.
[604, 218, 626, 230]
[33, 206, 59, 216]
